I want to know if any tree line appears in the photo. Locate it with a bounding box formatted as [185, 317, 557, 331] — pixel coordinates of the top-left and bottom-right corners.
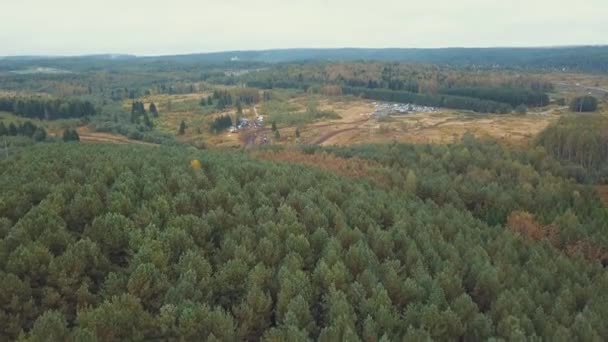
[0, 120, 47, 141]
[0, 97, 96, 120]
[439, 87, 550, 107]
[343, 87, 513, 114]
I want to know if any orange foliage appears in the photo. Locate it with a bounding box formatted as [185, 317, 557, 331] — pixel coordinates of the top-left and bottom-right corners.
[507, 211, 607, 264]
[565, 240, 608, 264]
[252, 149, 376, 180]
[596, 185, 608, 208]
[507, 211, 544, 241]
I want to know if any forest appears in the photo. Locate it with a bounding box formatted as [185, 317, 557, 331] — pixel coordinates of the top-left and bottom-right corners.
[538, 115, 608, 179]
[438, 87, 550, 108]
[0, 52, 607, 341]
[1, 142, 608, 341]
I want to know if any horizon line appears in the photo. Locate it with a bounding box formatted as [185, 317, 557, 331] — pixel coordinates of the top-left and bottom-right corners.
[1, 44, 607, 59]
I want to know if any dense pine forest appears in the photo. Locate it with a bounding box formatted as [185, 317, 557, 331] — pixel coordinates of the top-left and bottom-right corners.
[0, 141, 607, 341]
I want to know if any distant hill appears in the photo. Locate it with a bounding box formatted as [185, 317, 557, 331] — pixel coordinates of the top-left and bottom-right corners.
[1, 46, 607, 72]
[148, 46, 608, 72]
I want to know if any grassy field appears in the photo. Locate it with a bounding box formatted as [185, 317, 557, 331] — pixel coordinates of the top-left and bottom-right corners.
[123, 92, 569, 149]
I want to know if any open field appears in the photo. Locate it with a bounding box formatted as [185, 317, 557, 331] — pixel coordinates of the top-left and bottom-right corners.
[241, 96, 562, 147]
[132, 92, 571, 149]
[77, 127, 159, 146]
[309, 109, 560, 146]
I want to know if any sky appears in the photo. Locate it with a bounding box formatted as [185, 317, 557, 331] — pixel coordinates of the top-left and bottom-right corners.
[1, 0, 607, 56]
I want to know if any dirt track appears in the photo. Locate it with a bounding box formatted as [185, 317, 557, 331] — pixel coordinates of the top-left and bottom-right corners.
[312, 127, 360, 144]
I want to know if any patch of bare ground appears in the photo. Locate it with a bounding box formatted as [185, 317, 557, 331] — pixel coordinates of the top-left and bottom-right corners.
[77, 127, 158, 146]
[251, 149, 379, 180]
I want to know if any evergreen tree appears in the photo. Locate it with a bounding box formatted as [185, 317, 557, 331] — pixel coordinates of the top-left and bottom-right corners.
[19, 121, 37, 137]
[149, 102, 158, 117]
[62, 128, 80, 142]
[8, 123, 18, 136]
[33, 127, 47, 142]
[142, 112, 154, 129]
[179, 121, 186, 135]
[404, 170, 417, 193]
[236, 100, 243, 115]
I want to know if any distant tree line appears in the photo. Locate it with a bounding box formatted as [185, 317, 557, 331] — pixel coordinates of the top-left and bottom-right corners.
[0, 97, 96, 120]
[439, 87, 550, 107]
[0, 120, 47, 141]
[247, 80, 313, 91]
[343, 87, 513, 114]
[345, 78, 420, 92]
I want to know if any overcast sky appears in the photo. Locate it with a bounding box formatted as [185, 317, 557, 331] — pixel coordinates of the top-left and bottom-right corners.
[1, 0, 607, 56]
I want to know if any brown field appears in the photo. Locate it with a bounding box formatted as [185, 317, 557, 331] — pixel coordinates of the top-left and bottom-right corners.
[318, 110, 559, 146]
[236, 96, 560, 147]
[77, 127, 158, 146]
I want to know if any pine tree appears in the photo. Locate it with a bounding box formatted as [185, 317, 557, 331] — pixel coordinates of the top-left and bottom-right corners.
[404, 170, 417, 193]
[8, 123, 18, 136]
[62, 128, 80, 142]
[33, 127, 47, 142]
[142, 113, 153, 129]
[149, 102, 158, 117]
[236, 100, 243, 115]
[179, 121, 187, 135]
